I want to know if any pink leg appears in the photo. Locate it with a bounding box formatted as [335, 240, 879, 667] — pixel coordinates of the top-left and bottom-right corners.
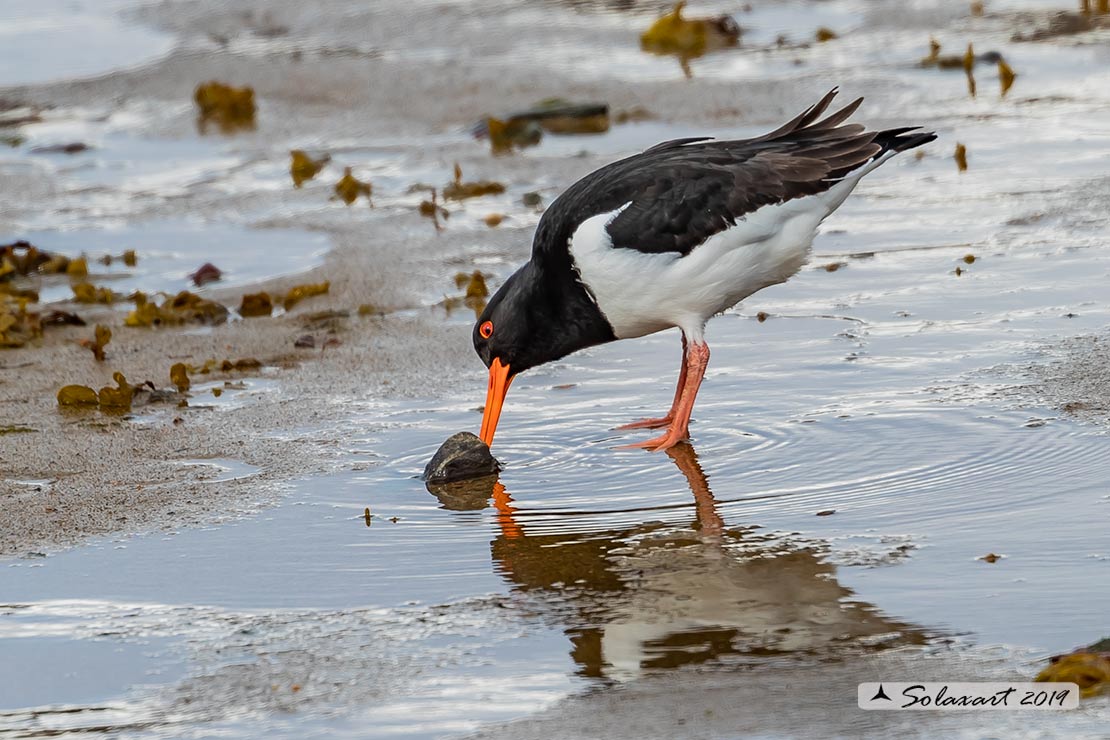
[619, 341, 710, 452]
[615, 334, 689, 430]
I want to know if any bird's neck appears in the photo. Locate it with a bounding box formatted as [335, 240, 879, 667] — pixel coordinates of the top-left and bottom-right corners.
[525, 259, 616, 361]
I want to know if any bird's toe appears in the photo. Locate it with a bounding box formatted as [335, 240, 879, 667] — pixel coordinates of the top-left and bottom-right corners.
[614, 415, 673, 431]
[616, 429, 689, 451]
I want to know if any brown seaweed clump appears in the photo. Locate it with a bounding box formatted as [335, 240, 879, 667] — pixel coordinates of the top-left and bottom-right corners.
[418, 189, 449, 231]
[640, 2, 740, 56]
[290, 150, 330, 188]
[334, 168, 372, 205]
[239, 292, 274, 317]
[483, 99, 610, 153]
[443, 164, 505, 201]
[125, 291, 230, 327]
[954, 143, 968, 172]
[1036, 643, 1110, 698]
[0, 296, 41, 348]
[57, 372, 134, 413]
[1, 240, 71, 280]
[282, 281, 329, 311]
[439, 271, 489, 316]
[640, 2, 740, 77]
[194, 81, 256, 133]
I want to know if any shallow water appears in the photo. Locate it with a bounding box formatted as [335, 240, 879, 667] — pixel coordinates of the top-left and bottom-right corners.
[11, 221, 329, 302]
[0, 1, 174, 87]
[3, 0, 1110, 737]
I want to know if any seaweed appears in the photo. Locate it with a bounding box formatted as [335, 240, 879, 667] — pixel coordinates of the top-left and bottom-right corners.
[80, 324, 111, 361]
[56, 385, 98, 408]
[1036, 651, 1110, 698]
[290, 150, 330, 188]
[282, 281, 329, 311]
[239, 292, 274, 317]
[71, 283, 118, 304]
[640, 2, 740, 56]
[194, 81, 256, 134]
[418, 189, 449, 231]
[334, 167, 372, 205]
[57, 372, 135, 413]
[954, 143, 968, 172]
[125, 291, 229, 327]
[0, 297, 42, 348]
[443, 164, 505, 201]
[170, 362, 191, 392]
[999, 59, 1016, 96]
[640, 1, 740, 76]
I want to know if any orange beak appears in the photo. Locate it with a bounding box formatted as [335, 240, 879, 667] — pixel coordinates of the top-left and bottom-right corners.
[479, 357, 513, 446]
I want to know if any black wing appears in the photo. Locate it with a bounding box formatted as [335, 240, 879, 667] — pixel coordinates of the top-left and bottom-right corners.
[532, 89, 935, 261]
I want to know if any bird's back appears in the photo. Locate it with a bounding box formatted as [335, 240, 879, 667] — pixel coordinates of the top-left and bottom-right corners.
[528, 89, 935, 341]
[533, 89, 935, 264]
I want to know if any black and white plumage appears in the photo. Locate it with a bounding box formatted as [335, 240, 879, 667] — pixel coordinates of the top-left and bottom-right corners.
[474, 89, 935, 451]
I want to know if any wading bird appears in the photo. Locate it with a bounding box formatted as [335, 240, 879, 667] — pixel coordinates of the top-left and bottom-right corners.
[473, 89, 934, 451]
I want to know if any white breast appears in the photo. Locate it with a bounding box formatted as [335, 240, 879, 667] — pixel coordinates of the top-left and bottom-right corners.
[568, 160, 888, 343]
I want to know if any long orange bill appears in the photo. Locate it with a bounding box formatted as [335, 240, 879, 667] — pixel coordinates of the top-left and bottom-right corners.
[479, 357, 513, 446]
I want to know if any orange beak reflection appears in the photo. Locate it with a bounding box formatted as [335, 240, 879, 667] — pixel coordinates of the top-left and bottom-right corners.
[479, 358, 513, 446]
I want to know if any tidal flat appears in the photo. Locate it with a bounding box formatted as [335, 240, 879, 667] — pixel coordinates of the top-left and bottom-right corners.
[2, 1, 1109, 737]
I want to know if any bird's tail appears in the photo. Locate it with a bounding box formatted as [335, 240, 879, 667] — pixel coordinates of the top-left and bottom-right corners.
[872, 127, 938, 157]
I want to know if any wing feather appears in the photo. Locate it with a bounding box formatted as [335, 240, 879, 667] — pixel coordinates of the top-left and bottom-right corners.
[531, 89, 936, 262]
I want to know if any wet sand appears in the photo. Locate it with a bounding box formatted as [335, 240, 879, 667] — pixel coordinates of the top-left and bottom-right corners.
[470, 648, 1110, 739]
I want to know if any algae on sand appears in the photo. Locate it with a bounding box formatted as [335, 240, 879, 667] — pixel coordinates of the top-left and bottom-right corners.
[283, 281, 330, 311]
[170, 362, 191, 392]
[639, 1, 740, 76]
[239, 292, 274, 318]
[125, 291, 230, 327]
[194, 81, 257, 134]
[81, 324, 112, 362]
[443, 164, 505, 201]
[334, 168, 372, 205]
[0, 297, 43, 348]
[290, 150, 330, 188]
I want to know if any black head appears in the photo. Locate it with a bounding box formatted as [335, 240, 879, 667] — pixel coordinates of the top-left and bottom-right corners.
[473, 265, 544, 375]
[471, 261, 616, 446]
[473, 262, 615, 376]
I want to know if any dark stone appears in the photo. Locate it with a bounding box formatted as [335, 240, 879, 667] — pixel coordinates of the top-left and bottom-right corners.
[423, 431, 500, 483]
[30, 142, 89, 155]
[189, 262, 223, 286]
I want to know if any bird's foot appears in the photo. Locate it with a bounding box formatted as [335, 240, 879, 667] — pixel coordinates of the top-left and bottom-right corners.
[614, 415, 674, 431]
[616, 428, 689, 452]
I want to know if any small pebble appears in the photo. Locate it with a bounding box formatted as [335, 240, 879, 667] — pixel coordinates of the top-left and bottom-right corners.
[424, 431, 500, 483]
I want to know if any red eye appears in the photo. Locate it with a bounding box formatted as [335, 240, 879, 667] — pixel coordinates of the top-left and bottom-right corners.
[479, 321, 494, 339]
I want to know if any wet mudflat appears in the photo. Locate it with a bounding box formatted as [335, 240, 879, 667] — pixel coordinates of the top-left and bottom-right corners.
[3, 0, 1110, 737]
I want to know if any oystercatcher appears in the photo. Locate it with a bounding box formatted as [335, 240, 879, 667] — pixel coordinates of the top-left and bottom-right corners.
[474, 89, 935, 451]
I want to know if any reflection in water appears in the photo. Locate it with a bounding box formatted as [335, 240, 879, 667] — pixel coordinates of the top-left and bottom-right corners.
[431, 445, 923, 682]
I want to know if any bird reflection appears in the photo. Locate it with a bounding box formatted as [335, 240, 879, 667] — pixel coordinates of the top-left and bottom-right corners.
[429, 444, 922, 681]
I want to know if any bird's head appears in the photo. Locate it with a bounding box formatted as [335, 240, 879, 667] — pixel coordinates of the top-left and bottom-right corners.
[472, 267, 543, 446]
[472, 261, 616, 447]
